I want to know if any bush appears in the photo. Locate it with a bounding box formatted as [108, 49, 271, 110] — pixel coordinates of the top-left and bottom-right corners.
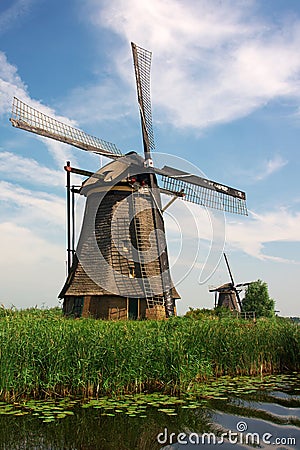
[184, 308, 217, 320]
[242, 280, 275, 318]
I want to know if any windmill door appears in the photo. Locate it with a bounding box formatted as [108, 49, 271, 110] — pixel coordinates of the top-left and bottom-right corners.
[128, 298, 139, 320]
[73, 296, 84, 318]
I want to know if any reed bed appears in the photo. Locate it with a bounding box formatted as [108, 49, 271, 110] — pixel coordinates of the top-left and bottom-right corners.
[0, 308, 298, 400]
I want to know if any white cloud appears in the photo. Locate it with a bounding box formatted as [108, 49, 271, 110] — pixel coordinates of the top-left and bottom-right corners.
[255, 155, 288, 180]
[164, 195, 300, 264]
[0, 0, 36, 35]
[90, 0, 257, 50]
[63, 80, 133, 126]
[0, 151, 64, 187]
[0, 52, 28, 116]
[234, 153, 289, 183]
[226, 208, 300, 262]
[0, 221, 62, 266]
[81, 0, 300, 130]
[0, 181, 65, 227]
[0, 51, 83, 168]
[0, 221, 65, 308]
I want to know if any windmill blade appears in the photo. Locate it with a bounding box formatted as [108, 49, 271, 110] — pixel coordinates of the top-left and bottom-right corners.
[154, 165, 247, 215]
[131, 44, 174, 317]
[236, 282, 253, 288]
[224, 253, 235, 285]
[10, 97, 123, 159]
[222, 253, 243, 311]
[131, 42, 155, 157]
[233, 287, 243, 311]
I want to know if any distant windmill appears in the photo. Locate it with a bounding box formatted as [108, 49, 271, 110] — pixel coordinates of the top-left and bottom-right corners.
[209, 254, 253, 312]
[10, 43, 247, 320]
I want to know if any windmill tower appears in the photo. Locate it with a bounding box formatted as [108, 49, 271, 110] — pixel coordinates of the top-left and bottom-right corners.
[10, 43, 248, 320]
[209, 253, 253, 313]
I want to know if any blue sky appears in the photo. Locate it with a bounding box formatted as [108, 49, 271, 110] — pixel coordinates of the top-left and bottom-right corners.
[0, 0, 300, 316]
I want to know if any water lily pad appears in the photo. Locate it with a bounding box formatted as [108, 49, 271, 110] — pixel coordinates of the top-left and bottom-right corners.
[157, 408, 176, 413]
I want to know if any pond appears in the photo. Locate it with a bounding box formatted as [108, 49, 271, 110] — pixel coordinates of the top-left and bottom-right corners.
[0, 374, 299, 449]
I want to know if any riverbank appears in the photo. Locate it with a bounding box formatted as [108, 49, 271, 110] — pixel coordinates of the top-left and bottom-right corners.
[0, 308, 299, 400]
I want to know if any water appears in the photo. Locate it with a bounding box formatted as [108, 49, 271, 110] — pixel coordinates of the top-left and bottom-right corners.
[0, 374, 299, 449]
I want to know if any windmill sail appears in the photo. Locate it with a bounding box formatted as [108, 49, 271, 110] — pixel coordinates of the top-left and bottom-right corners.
[223, 252, 242, 310]
[131, 43, 155, 157]
[131, 43, 175, 317]
[10, 97, 122, 158]
[155, 166, 247, 215]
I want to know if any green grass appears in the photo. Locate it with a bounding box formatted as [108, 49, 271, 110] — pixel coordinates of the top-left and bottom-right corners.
[0, 307, 299, 400]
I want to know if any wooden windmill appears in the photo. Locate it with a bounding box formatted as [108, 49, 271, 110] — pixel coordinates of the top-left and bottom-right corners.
[209, 253, 253, 313]
[10, 43, 247, 320]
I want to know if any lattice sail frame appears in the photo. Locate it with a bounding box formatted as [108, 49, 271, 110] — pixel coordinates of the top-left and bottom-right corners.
[156, 167, 247, 215]
[131, 43, 155, 154]
[10, 97, 122, 158]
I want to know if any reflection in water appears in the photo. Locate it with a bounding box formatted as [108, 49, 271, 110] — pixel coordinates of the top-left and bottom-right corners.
[160, 376, 300, 450]
[0, 407, 212, 450]
[0, 375, 299, 450]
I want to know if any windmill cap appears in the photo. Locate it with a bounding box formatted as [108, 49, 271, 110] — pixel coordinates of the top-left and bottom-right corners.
[80, 153, 146, 196]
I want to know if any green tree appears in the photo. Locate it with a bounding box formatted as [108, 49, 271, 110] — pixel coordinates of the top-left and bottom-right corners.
[242, 279, 275, 318]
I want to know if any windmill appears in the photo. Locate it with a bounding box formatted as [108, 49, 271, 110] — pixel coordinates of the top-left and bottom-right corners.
[209, 253, 253, 312]
[10, 43, 248, 320]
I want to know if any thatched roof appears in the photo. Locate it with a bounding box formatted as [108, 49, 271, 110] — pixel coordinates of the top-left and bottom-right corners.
[209, 282, 234, 293]
[59, 254, 180, 299]
[59, 160, 180, 301]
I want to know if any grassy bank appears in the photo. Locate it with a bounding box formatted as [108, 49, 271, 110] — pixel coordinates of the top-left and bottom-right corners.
[0, 308, 299, 400]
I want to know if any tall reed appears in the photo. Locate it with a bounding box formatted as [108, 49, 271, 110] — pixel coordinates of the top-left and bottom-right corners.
[0, 308, 298, 400]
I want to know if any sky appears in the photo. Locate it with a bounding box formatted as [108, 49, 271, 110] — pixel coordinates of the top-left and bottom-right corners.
[0, 0, 300, 317]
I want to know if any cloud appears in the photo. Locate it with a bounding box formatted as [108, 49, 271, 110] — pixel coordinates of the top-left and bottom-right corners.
[0, 0, 36, 35]
[237, 153, 289, 182]
[255, 155, 288, 180]
[226, 208, 300, 262]
[0, 181, 65, 228]
[164, 195, 300, 264]
[81, 0, 300, 130]
[0, 50, 86, 168]
[63, 80, 133, 126]
[0, 221, 62, 266]
[0, 151, 64, 187]
[0, 221, 65, 308]
[0, 52, 28, 116]
[89, 0, 258, 50]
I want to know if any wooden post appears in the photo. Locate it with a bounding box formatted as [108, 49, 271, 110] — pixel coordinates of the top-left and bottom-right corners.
[66, 161, 71, 274]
